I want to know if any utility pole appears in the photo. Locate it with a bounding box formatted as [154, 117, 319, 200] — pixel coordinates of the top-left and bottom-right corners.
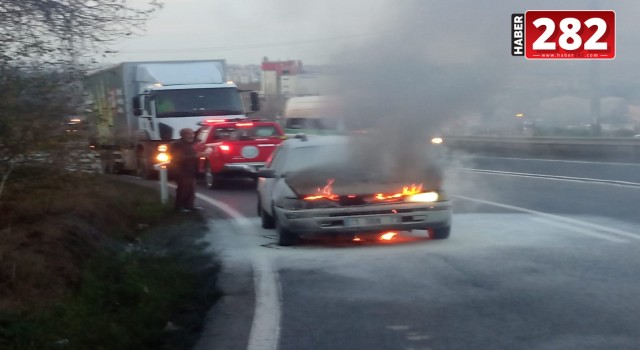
[589, 0, 602, 136]
[590, 60, 601, 136]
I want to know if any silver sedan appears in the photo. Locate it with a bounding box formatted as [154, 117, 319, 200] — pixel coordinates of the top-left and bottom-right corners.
[257, 136, 452, 246]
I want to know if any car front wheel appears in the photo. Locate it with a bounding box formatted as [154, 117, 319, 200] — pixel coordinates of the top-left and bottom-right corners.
[429, 226, 451, 240]
[258, 199, 275, 229]
[275, 211, 298, 246]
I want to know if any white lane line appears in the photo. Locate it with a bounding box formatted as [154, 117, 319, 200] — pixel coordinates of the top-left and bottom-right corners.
[452, 194, 640, 242]
[166, 183, 254, 226]
[466, 156, 640, 167]
[190, 189, 281, 350]
[528, 217, 627, 243]
[454, 168, 640, 189]
[246, 254, 282, 350]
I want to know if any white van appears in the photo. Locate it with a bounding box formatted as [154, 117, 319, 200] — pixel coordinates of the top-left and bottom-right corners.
[280, 96, 346, 134]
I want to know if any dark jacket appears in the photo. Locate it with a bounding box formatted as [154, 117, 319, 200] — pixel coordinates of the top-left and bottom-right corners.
[170, 139, 198, 176]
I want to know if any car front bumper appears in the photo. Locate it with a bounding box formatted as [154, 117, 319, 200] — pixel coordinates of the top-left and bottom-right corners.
[274, 201, 452, 236]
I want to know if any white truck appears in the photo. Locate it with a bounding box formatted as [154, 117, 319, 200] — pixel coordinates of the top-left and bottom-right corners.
[83, 60, 259, 178]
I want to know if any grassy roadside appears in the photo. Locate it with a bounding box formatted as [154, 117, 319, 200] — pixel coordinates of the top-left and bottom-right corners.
[0, 166, 220, 350]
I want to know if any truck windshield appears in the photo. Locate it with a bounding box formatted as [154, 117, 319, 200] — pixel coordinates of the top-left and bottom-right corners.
[154, 87, 244, 118]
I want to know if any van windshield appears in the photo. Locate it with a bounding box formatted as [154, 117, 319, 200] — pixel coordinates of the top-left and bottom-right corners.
[285, 118, 340, 130]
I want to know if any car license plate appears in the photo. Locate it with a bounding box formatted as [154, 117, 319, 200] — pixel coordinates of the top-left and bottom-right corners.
[345, 216, 400, 227]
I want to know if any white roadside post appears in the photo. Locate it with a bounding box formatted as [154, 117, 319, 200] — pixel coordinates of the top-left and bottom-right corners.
[154, 162, 170, 204]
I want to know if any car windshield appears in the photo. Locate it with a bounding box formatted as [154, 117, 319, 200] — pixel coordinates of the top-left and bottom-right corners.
[154, 87, 244, 118]
[283, 144, 349, 173]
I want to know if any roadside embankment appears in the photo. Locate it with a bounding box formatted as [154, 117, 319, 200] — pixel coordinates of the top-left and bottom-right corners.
[0, 166, 220, 350]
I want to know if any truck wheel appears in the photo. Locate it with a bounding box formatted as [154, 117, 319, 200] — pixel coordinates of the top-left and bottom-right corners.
[258, 199, 275, 229]
[102, 159, 114, 174]
[204, 162, 222, 189]
[429, 226, 451, 240]
[275, 213, 298, 246]
[136, 154, 157, 180]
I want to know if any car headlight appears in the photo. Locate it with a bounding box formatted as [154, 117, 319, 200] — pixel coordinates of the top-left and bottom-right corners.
[406, 191, 439, 202]
[303, 198, 339, 209]
[279, 197, 306, 210]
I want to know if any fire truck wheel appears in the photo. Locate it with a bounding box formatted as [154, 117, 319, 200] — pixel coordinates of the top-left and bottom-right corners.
[204, 162, 222, 189]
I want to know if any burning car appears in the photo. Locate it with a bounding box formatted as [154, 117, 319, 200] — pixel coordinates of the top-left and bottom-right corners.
[256, 135, 452, 246]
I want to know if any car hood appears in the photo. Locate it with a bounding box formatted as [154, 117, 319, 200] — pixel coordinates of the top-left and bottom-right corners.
[284, 163, 442, 196]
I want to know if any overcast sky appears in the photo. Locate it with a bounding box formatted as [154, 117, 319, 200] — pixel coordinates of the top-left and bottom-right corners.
[99, 0, 389, 65]
[98, 0, 637, 67]
[91, 0, 640, 64]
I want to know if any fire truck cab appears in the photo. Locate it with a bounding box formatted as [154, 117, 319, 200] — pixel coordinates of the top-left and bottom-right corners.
[194, 119, 286, 188]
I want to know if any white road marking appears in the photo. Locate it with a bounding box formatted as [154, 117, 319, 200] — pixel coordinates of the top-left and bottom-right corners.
[528, 217, 627, 243]
[406, 334, 431, 341]
[188, 188, 281, 350]
[466, 156, 640, 167]
[452, 195, 640, 242]
[166, 183, 254, 226]
[454, 168, 640, 189]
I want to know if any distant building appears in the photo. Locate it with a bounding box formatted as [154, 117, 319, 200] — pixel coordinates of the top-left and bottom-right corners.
[260, 58, 334, 97]
[261, 58, 303, 76]
[261, 58, 306, 96]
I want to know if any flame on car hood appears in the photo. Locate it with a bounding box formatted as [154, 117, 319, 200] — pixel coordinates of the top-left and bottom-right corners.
[286, 164, 441, 198]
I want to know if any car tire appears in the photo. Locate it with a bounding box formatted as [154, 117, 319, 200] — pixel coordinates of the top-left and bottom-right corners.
[258, 199, 275, 229]
[204, 162, 222, 189]
[429, 226, 451, 240]
[275, 211, 298, 246]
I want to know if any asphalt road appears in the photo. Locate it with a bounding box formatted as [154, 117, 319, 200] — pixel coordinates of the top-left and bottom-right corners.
[187, 155, 640, 350]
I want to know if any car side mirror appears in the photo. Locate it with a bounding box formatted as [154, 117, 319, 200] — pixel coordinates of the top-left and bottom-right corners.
[250, 91, 260, 112]
[257, 168, 276, 178]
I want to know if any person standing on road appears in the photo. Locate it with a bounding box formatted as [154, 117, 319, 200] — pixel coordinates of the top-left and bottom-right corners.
[170, 128, 198, 212]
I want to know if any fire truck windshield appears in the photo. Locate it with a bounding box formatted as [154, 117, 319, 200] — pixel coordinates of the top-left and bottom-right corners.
[154, 87, 244, 118]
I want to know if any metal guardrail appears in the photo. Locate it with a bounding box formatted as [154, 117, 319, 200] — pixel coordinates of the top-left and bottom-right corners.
[443, 136, 640, 146]
[441, 136, 640, 162]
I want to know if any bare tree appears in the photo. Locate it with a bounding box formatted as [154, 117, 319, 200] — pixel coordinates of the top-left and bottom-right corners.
[0, 0, 161, 64]
[0, 0, 162, 200]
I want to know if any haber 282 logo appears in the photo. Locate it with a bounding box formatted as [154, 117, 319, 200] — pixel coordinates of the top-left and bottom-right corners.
[512, 10, 615, 59]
